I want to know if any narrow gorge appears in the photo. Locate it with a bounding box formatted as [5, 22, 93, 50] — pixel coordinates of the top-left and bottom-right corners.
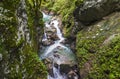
[0, 0, 120, 79]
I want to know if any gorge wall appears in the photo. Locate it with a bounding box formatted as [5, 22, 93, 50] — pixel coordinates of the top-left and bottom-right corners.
[0, 0, 47, 79]
[1, 0, 120, 79]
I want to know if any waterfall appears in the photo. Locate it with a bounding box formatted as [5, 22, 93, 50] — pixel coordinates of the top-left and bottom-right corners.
[48, 65, 67, 79]
[41, 12, 79, 79]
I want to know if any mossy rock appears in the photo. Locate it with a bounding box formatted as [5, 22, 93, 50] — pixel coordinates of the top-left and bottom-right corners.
[76, 12, 120, 79]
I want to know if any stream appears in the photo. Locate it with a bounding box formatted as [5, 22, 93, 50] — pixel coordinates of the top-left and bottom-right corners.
[41, 12, 79, 79]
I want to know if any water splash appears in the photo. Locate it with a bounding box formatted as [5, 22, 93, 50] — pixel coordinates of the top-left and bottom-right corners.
[51, 20, 65, 42]
[48, 65, 67, 79]
[42, 13, 67, 57]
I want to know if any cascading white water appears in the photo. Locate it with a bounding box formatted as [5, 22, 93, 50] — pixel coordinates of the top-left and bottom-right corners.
[51, 20, 64, 42]
[42, 12, 67, 57]
[42, 31, 47, 41]
[47, 65, 67, 79]
[42, 12, 68, 79]
[41, 12, 78, 79]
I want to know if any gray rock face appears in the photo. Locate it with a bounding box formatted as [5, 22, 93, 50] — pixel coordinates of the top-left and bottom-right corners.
[74, 0, 120, 25]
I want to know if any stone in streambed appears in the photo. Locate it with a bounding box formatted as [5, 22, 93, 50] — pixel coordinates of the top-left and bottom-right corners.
[44, 26, 59, 41]
[42, 39, 54, 46]
[45, 27, 56, 33]
[47, 33, 59, 41]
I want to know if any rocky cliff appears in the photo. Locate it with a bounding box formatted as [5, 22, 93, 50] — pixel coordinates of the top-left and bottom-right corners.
[0, 0, 47, 79]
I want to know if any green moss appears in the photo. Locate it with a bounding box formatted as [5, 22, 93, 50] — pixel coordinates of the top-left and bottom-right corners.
[0, 0, 47, 78]
[26, 0, 44, 52]
[88, 36, 120, 79]
[0, 42, 47, 79]
[9, 45, 47, 79]
[76, 12, 120, 79]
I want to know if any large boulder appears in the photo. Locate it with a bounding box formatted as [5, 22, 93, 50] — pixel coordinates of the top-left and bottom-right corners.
[74, 0, 120, 25]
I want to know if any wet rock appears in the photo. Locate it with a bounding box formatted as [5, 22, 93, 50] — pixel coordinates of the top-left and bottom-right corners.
[45, 27, 56, 33]
[74, 0, 120, 25]
[59, 64, 80, 79]
[48, 69, 54, 77]
[49, 11, 55, 16]
[60, 38, 67, 44]
[42, 39, 54, 46]
[0, 54, 2, 61]
[67, 70, 79, 79]
[43, 58, 55, 77]
[47, 33, 59, 41]
[44, 26, 59, 41]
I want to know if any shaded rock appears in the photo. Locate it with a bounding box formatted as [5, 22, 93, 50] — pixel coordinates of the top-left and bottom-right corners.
[44, 26, 59, 41]
[42, 39, 54, 46]
[47, 33, 59, 41]
[45, 27, 56, 33]
[49, 11, 55, 16]
[60, 38, 68, 44]
[59, 64, 80, 79]
[74, 0, 120, 25]
[67, 70, 79, 79]
[0, 54, 2, 61]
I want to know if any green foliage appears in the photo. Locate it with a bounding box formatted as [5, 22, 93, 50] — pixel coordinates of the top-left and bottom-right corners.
[41, 0, 84, 37]
[46, 0, 82, 22]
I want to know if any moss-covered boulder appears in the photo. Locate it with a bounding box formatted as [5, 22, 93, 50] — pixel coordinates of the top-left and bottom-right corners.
[76, 12, 120, 79]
